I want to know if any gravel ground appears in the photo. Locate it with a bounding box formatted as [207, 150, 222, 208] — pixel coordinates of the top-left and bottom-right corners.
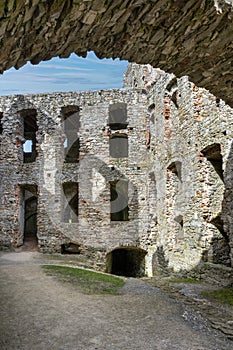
[0, 251, 232, 350]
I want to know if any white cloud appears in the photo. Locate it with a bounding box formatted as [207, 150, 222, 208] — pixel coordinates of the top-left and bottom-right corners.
[0, 51, 128, 95]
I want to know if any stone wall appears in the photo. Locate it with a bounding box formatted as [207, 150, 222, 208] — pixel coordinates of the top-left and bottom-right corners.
[1, 64, 233, 280]
[0, 88, 153, 274]
[0, 1, 233, 106]
[142, 66, 233, 275]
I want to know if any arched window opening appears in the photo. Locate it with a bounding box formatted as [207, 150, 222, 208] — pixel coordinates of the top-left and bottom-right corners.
[201, 143, 223, 181]
[109, 133, 128, 158]
[62, 182, 79, 223]
[20, 109, 38, 163]
[108, 103, 128, 130]
[110, 180, 129, 221]
[106, 247, 147, 277]
[61, 106, 80, 163]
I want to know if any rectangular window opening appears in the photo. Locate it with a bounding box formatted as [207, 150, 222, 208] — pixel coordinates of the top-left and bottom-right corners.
[62, 107, 80, 163]
[62, 182, 79, 223]
[21, 109, 38, 163]
[110, 180, 129, 221]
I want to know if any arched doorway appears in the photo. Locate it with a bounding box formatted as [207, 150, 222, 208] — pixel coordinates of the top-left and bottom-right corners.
[107, 247, 147, 277]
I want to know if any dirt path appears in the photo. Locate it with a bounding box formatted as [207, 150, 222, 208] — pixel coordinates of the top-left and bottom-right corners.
[0, 252, 232, 350]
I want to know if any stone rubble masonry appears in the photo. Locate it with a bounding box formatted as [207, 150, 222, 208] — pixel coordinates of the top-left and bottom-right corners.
[0, 63, 233, 280]
[0, 1, 233, 106]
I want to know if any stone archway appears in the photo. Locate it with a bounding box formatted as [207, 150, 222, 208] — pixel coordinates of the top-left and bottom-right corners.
[0, 1, 232, 106]
[107, 247, 147, 277]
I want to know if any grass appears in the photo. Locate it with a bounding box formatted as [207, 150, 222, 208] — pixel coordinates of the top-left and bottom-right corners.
[169, 277, 201, 284]
[201, 288, 233, 306]
[42, 265, 125, 295]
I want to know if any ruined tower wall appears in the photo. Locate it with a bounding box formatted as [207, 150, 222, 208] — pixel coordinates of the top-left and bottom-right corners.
[0, 89, 153, 271]
[147, 72, 233, 274]
[1, 65, 233, 278]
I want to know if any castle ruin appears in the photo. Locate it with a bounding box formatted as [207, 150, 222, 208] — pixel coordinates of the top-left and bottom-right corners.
[1, 64, 233, 280]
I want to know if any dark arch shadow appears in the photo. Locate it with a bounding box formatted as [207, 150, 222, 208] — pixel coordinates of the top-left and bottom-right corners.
[106, 246, 147, 277]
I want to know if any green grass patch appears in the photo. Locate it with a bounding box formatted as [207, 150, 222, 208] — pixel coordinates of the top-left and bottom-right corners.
[169, 278, 201, 284]
[201, 288, 233, 306]
[42, 265, 125, 295]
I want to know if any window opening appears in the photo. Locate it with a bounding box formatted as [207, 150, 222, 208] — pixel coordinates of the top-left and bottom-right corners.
[201, 143, 223, 181]
[108, 103, 128, 130]
[167, 161, 182, 181]
[23, 140, 33, 153]
[62, 182, 79, 223]
[165, 161, 183, 247]
[61, 106, 80, 163]
[109, 133, 128, 158]
[21, 109, 38, 163]
[110, 180, 129, 221]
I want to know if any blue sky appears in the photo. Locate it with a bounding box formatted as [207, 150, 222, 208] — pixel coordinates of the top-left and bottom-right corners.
[0, 52, 128, 96]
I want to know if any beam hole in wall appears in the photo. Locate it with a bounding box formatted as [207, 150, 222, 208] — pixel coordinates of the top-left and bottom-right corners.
[108, 103, 128, 130]
[61, 105, 80, 163]
[61, 242, 81, 254]
[106, 247, 147, 277]
[201, 143, 223, 181]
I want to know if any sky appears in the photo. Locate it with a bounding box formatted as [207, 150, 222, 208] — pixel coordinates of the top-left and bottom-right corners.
[0, 51, 128, 96]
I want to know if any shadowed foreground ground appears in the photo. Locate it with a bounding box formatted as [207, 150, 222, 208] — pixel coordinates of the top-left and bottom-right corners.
[0, 252, 232, 350]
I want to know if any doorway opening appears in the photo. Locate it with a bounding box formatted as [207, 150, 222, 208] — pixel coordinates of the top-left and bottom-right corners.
[107, 247, 147, 277]
[19, 185, 38, 250]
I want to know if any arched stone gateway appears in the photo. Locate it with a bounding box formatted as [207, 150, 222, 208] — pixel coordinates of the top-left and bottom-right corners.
[0, 1, 232, 106]
[106, 247, 147, 277]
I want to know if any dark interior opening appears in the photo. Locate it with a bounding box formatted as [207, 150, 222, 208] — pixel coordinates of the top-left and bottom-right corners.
[110, 180, 129, 221]
[61, 242, 81, 254]
[22, 184, 38, 249]
[62, 106, 80, 163]
[107, 247, 147, 277]
[21, 109, 38, 163]
[167, 161, 182, 181]
[109, 133, 128, 158]
[209, 214, 231, 266]
[62, 182, 79, 223]
[108, 103, 128, 130]
[201, 143, 223, 181]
